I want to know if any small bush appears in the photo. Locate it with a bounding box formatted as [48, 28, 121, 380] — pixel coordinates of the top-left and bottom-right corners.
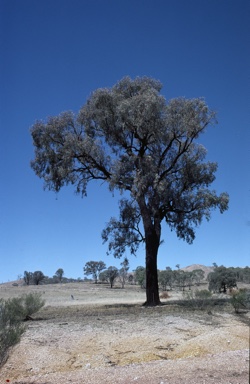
[182, 289, 213, 309]
[22, 292, 45, 319]
[230, 289, 250, 313]
[0, 293, 45, 367]
[0, 299, 25, 367]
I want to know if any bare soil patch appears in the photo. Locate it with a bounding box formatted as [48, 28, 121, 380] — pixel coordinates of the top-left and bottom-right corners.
[0, 282, 249, 383]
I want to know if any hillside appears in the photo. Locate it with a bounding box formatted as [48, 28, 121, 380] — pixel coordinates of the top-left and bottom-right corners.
[180, 264, 214, 278]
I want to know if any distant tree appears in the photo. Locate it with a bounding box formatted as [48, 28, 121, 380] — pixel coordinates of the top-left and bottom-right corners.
[83, 276, 91, 281]
[32, 271, 45, 285]
[230, 267, 244, 282]
[187, 271, 195, 290]
[55, 268, 64, 283]
[31, 76, 229, 306]
[208, 266, 237, 293]
[99, 270, 109, 283]
[105, 266, 119, 288]
[83, 261, 106, 283]
[158, 269, 174, 291]
[192, 269, 205, 285]
[23, 271, 33, 286]
[174, 270, 190, 291]
[242, 267, 250, 283]
[134, 266, 146, 288]
[128, 274, 135, 284]
[119, 257, 130, 288]
[175, 264, 180, 270]
[226, 267, 250, 284]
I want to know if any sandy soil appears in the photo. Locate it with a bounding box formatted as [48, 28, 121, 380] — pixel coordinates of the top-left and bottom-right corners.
[0, 282, 249, 383]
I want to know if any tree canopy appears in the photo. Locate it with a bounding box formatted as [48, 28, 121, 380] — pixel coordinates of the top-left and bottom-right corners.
[83, 261, 106, 283]
[55, 268, 64, 283]
[31, 76, 229, 305]
[208, 266, 237, 293]
[32, 271, 45, 285]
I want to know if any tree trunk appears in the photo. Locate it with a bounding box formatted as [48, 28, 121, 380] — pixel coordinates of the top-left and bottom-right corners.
[138, 197, 161, 306]
[143, 227, 161, 306]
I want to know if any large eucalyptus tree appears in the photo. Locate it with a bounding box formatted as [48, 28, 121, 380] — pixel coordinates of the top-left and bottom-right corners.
[31, 77, 229, 306]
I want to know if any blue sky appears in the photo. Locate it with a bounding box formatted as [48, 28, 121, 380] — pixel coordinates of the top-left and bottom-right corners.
[0, 0, 249, 282]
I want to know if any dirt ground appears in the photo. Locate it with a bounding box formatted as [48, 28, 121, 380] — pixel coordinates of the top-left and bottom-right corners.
[0, 282, 249, 383]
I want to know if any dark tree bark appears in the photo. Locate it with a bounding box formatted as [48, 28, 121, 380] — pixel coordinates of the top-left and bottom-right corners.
[144, 230, 161, 306]
[140, 198, 162, 306]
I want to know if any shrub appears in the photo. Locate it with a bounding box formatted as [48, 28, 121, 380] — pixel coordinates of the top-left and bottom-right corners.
[0, 299, 25, 367]
[0, 293, 45, 367]
[230, 289, 250, 313]
[22, 292, 45, 319]
[182, 289, 213, 309]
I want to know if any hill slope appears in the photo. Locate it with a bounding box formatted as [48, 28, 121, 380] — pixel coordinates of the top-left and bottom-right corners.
[180, 264, 214, 278]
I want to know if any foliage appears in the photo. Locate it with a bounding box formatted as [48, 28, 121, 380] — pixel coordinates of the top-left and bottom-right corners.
[55, 268, 64, 282]
[32, 271, 45, 285]
[0, 293, 45, 367]
[24, 271, 45, 285]
[134, 266, 146, 288]
[208, 266, 237, 293]
[83, 261, 106, 283]
[127, 274, 135, 284]
[230, 289, 250, 313]
[158, 269, 174, 291]
[105, 266, 119, 288]
[182, 289, 213, 309]
[0, 299, 25, 367]
[102, 200, 143, 258]
[119, 257, 130, 288]
[212, 262, 218, 268]
[3, 293, 45, 322]
[227, 266, 250, 284]
[170, 270, 191, 291]
[194, 289, 212, 299]
[22, 292, 45, 318]
[191, 269, 205, 285]
[31, 76, 229, 306]
[99, 270, 109, 283]
[158, 268, 205, 291]
[23, 271, 33, 285]
[180, 271, 194, 291]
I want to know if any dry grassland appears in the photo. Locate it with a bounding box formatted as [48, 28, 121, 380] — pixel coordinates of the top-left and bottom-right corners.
[0, 282, 249, 384]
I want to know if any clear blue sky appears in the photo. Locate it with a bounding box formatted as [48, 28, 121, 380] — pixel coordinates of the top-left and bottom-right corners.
[0, 0, 249, 282]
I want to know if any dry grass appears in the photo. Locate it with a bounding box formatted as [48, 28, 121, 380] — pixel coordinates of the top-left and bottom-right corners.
[159, 291, 170, 299]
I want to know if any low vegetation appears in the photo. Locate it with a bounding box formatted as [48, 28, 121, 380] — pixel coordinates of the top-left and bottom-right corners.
[1, 263, 249, 369]
[0, 293, 45, 367]
[230, 289, 250, 313]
